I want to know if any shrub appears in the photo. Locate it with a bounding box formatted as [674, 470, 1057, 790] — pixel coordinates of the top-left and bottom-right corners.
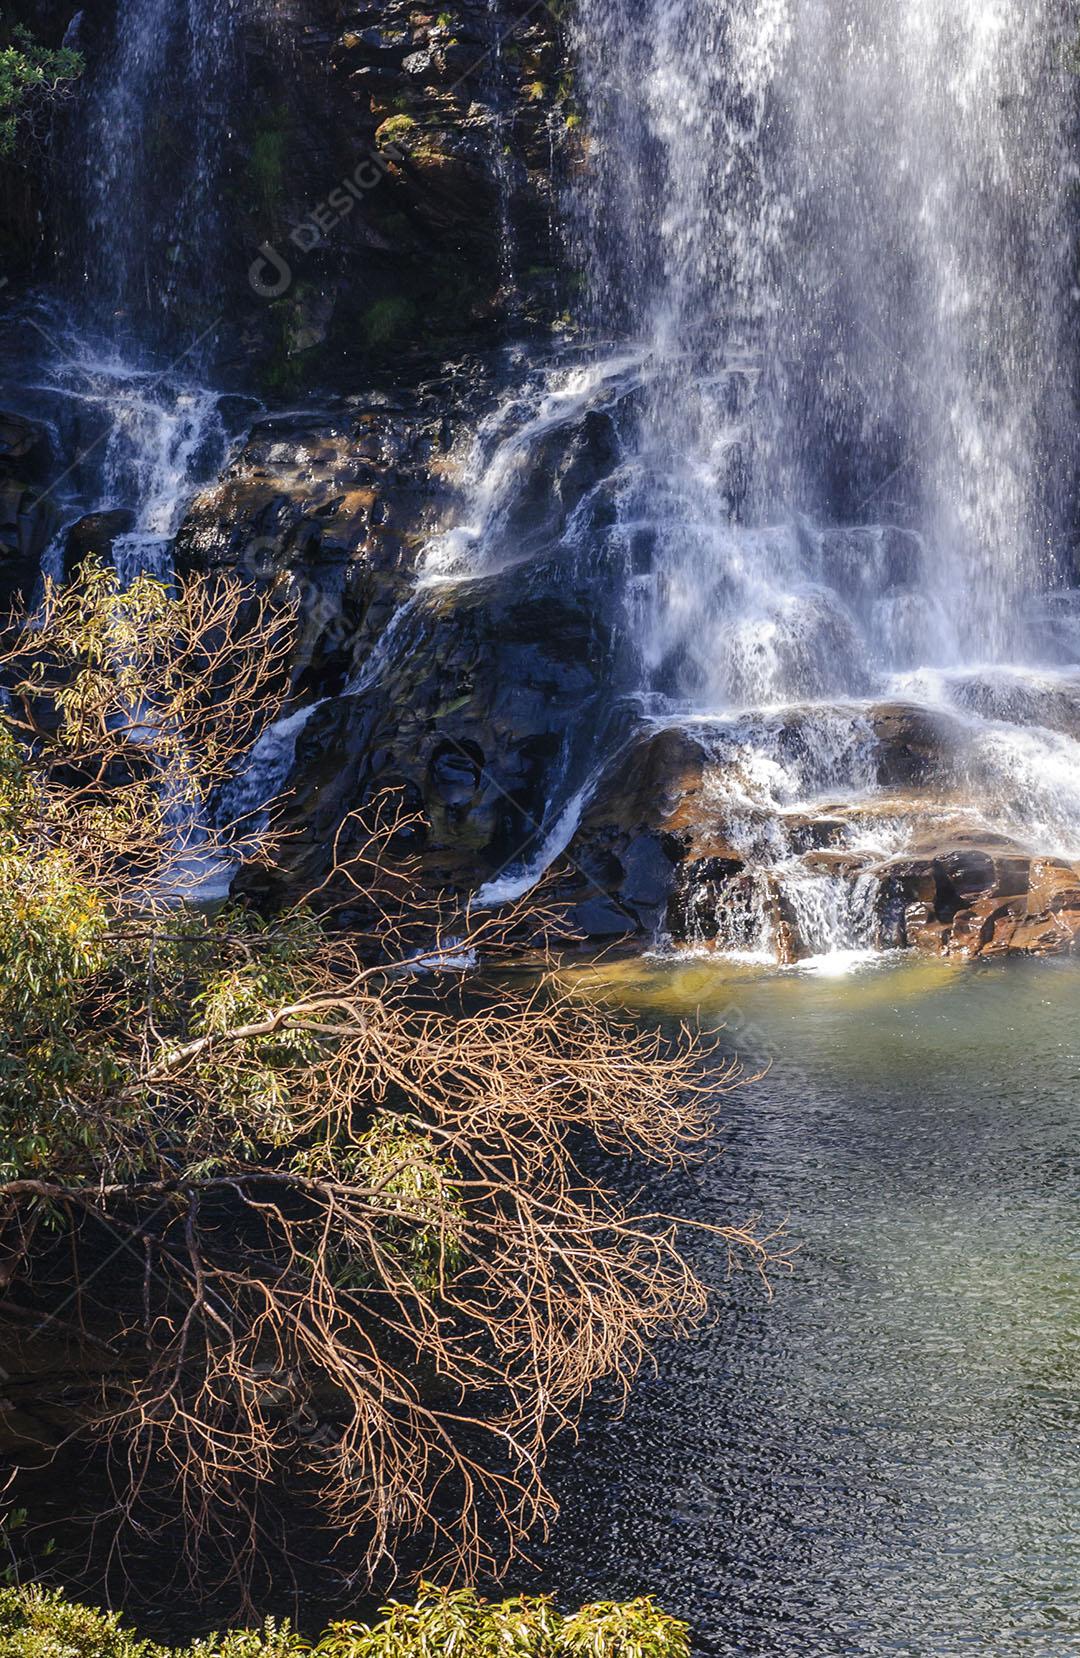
[0, 560, 777, 1595]
[0, 18, 82, 158]
[0, 1587, 691, 1658]
[0, 1585, 158, 1658]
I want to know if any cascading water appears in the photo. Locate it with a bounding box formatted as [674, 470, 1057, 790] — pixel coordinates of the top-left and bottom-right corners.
[17, 0, 248, 581]
[77, 0, 241, 350]
[443, 0, 1080, 963]
[571, 0, 1075, 669]
[2, 0, 253, 890]
[7, 0, 1078, 953]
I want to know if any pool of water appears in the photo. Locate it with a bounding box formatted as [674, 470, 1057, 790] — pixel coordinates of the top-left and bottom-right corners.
[536, 953, 1080, 1656]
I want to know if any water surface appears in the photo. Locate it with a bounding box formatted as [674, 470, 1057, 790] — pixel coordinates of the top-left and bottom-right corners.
[540, 954, 1080, 1656]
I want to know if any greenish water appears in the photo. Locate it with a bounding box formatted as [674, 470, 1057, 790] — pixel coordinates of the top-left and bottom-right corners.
[539, 954, 1080, 1657]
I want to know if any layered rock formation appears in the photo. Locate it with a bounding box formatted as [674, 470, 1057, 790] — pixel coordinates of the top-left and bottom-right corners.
[546, 705, 1080, 960]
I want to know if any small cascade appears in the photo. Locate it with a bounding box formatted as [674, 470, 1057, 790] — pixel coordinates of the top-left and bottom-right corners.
[780, 869, 882, 962]
[19, 319, 237, 589]
[665, 707, 886, 961]
[101, 377, 232, 586]
[7, 0, 249, 599]
[216, 699, 327, 846]
[420, 349, 645, 583]
[13, 0, 249, 586]
[473, 770, 602, 910]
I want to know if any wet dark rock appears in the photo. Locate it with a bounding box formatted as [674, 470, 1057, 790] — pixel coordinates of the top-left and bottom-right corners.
[621, 833, 680, 908]
[571, 895, 639, 938]
[238, 551, 628, 909]
[429, 740, 483, 806]
[549, 728, 718, 940]
[215, 0, 572, 389]
[813, 524, 925, 597]
[784, 812, 848, 852]
[0, 477, 57, 607]
[0, 408, 63, 603]
[0, 411, 48, 469]
[174, 394, 473, 696]
[868, 838, 1080, 957]
[869, 701, 966, 787]
[63, 509, 136, 577]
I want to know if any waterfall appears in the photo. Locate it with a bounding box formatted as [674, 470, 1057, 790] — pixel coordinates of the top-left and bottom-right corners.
[435, 0, 1080, 961]
[3, 0, 252, 894]
[569, 0, 1076, 680]
[7, 0, 1078, 950]
[78, 0, 242, 350]
[13, 0, 252, 590]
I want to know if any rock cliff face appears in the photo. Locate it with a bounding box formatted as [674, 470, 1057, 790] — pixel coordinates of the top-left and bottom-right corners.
[5, 0, 1080, 965]
[2, 0, 571, 371]
[222, 0, 573, 389]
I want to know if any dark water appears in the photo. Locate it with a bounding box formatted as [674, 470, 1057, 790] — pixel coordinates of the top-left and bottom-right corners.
[538, 954, 1080, 1657]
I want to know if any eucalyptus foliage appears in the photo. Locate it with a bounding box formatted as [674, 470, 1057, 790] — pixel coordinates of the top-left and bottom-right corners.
[0, 1586, 691, 1658]
[0, 560, 772, 1600]
[0, 15, 81, 156]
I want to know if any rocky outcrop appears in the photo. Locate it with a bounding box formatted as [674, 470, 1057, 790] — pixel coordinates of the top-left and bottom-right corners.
[879, 842, 1080, 958]
[539, 728, 732, 940]
[545, 709, 1080, 960]
[173, 345, 636, 912]
[174, 384, 475, 696]
[62, 510, 135, 579]
[867, 701, 966, 787]
[238, 549, 629, 909]
[0, 411, 57, 607]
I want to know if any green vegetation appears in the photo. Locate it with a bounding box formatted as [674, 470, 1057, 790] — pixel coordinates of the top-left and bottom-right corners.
[375, 114, 416, 150]
[249, 115, 288, 216]
[361, 294, 416, 348]
[0, 1585, 691, 1658]
[0, 561, 770, 1601]
[0, 16, 82, 158]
